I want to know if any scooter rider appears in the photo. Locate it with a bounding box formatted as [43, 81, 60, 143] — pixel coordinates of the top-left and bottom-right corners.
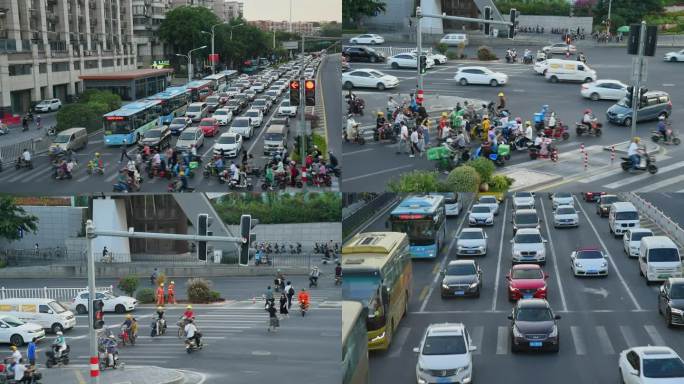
[657, 115, 669, 141]
[547, 111, 557, 129]
[627, 137, 641, 171]
[335, 262, 342, 280]
[387, 96, 399, 116]
[309, 266, 320, 286]
[328, 151, 338, 173]
[524, 121, 534, 146]
[533, 132, 544, 150]
[582, 109, 595, 127]
[22, 148, 31, 165]
[184, 318, 202, 348]
[53, 331, 67, 360]
[102, 334, 118, 367]
[298, 288, 310, 311]
[182, 305, 195, 323]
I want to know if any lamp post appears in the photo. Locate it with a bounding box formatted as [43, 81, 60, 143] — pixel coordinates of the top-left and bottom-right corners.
[176, 45, 207, 81]
[201, 22, 229, 74]
[229, 23, 244, 42]
[606, 0, 612, 36]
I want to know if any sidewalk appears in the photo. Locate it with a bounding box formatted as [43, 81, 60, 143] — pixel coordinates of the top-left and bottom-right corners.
[42, 365, 201, 384]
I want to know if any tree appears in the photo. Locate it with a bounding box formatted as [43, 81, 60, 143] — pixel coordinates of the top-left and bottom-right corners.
[0, 196, 39, 242]
[117, 275, 139, 297]
[445, 166, 481, 192]
[387, 171, 450, 193]
[592, 0, 663, 30]
[320, 22, 342, 37]
[343, 0, 387, 28]
[55, 103, 100, 133]
[80, 90, 121, 111]
[159, 6, 217, 65]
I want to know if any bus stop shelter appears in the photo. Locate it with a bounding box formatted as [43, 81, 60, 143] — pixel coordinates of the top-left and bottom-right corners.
[79, 68, 174, 101]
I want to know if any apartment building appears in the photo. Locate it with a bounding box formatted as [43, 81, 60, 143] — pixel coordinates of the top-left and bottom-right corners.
[249, 20, 318, 35]
[213, 0, 242, 22]
[0, 0, 137, 115]
[132, 0, 169, 67]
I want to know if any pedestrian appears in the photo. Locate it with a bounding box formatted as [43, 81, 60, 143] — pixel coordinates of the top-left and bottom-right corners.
[167, 281, 177, 304]
[26, 338, 36, 367]
[119, 140, 131, 163]
[423, 118, 431, 148]
[156, 283, 165, 306]
[279, 293, 289, 318]
[397, 121, 409, 155]
[285, 281, 294, 309]
[151, 267, 158, 285]
[410, 128, 420, 158]
[34, 243, 39, 259]
[266, 301, 279, 332]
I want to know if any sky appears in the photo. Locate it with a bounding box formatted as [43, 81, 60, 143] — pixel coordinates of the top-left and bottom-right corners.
[242, 0, 341, 22]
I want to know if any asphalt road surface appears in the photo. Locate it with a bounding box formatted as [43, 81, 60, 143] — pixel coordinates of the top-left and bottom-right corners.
[348, 193, 684, 384]
[2, 274, 341, 384]
[342, 43, 684, 192]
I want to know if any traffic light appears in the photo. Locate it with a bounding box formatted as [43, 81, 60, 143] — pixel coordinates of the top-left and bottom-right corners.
[645, 25, 658, 57]
[197, 213, 210, 261]
[239, 214, 251, 266]
[628, 24, 640, 55]
[508, 8, 517, 39]
[639, 87, 649, 106]
[419, 55, 427, 74]
[626, 86, 634, 107]
[92, 299, 104, 330]
[289, 80, 300, 106]
[483, 6, 491, 35]
[304, 79, 316, 107]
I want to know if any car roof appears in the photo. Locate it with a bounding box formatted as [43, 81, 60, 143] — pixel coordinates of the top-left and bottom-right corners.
[426, 322, 465, 337]
[516, 298, 549, 308]
[219, 132, 238, 138]
[576, 247, 602, 252]
[631, 346, 679, 358]
[471, 204, 491, 209]
[629, 228, 653, 233]
[184, 127, 200, 132]
[644, 90, 669, 97]
[516, 228, 541, 235]
[447, 259, 476, 266]
[512, 263, 541, 270]
[460, 228, 483, 233]
[459, 66, 486, 70]
[595, 79, 624, 84]
[611, 202, 636, 210]
[555, 205, 575, 210]
[668, 277, 684, 284]
[515, 209, 537, 214]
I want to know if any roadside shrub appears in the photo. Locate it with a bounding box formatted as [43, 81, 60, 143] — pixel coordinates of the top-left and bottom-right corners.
[0, 259, 6, 268]
[388, 170, 448, 192]
[477, 46, 498, 61]
[135, 288, 155, 304]
[466, 157, 496, 184]
[446, 51, 460, 60]
[209, 291, 221, 301]
[117, 275, 139, 297]
[446, 166, 481, 192]
[490, 174, 514, 192]
[186, 278, 213, 303]
[435, 43, 448, 55]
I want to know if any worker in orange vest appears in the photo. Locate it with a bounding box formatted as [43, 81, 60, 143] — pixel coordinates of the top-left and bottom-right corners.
[156, 283, 165, 306]
[167, 281, 177, 304]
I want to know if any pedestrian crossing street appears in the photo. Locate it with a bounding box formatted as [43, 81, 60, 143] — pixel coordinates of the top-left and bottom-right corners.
[390, 320, 678, 358]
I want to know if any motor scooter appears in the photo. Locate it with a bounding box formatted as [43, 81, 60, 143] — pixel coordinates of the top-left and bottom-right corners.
[529, 138, 558, 161]
[45, 344, 70, 368]
[621, 151, 658, 174]
[185, 335, 203, 354]
[150, 318, 167, 337]
[542, 123, 570, 141]
[15, 157, 33, 170]
[334, 275, 342, 286]
[300, 301, 309, 317]
[228, 172, 254, 190]
[651, 129, 681, 145]
[575, 119, 603, 137]
[344, 128, 366, 145]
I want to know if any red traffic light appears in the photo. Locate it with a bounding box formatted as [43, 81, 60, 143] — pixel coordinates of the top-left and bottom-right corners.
[305, 80, 315, 90]
[289, 80, 300, 90]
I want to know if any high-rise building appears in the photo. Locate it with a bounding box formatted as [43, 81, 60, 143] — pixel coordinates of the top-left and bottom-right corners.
[169, 0, 213, 8]
[0, 0, 137, 115]
[213, 1, 243, 22]
[132, 0, 170, 67]
[248, 20, 318, 35]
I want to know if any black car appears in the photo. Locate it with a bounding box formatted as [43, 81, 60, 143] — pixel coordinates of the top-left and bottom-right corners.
[342, 46, 386, 63]
[508, 299, 560, 353]
[169, 117, 191, 135]
[596, 194, 619, 217]
[138, 125, 171, 151]
[440, 260, 482, 298]
[658, 278, 684, 327]
[225, 99, 246, 115]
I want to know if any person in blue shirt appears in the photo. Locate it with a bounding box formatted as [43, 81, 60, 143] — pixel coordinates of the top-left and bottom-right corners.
[26, 337, 36, 366]
[657, 116, 669, 141]
[214, 157, 224, 174]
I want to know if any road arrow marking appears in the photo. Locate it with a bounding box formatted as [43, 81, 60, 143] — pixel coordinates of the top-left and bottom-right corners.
[582, 287, 608, 298]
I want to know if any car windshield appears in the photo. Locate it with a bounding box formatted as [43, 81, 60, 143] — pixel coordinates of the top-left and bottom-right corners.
[206, 96, 219, 103]
[145, 130, 162, 138]
[601, 196, 618, 205]
[472, 206, 490, 214]
[342, 272, 380, 307]
[37, 101, 51, 106]
[199, 120, 215, 126]
[512, 269, 543, 280]
[1, 315, 25, 326]
[214, 110, 228, 115]
[631, 231, 652, 242]
[49, 301, 68, 313]
[368, 70, 385, 78]
[555, 193, 572, 199]
[254, 100, 265, 106]
[171, 118, 187, 125]
[516, 307, 553, 322]
[616, 212, 638, 220]
[179, 131, 196, 140]
[643, 357, 684, 378]
[365, 47, 377, 53]
[53, 134, 70, 144]
[515, 192, 533, 198]
[617, 98, 631, 108]
[515, 234, 542, 244]
[390, 219, 436, 246]
[516, 213, 538, 224]
[480, 197, 497, 204]
[648, 248, 680, 263]
[218, 136, 236, 144]
[556, 207, 576, 215]
[245, 111, 259, 117]
[187, 105, 201, 112]
[233, 119, 249, 127]
[670, 284, 684, 299]
[264, 133, 283, 141]
[422, 335, 467, 356]
[577, 250, 603, 259]
[281, 101, 290, 107]
[460, 231, 483, 240]
[446, 264, 476, 276]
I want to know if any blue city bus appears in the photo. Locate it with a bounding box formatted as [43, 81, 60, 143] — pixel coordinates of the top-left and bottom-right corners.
[389, 195, 447, 259]
[146, 87, 190, 125]
[103, 99, 162, 146]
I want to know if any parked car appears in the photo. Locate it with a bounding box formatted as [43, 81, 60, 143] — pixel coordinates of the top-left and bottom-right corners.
[342, 46, 386, 63]
[581, 80, 628, 101]
[213, 132, 243, 158]
[34, 98, 62, 112]
[440, 33, 468, 46]
[606, 90, 672, 126]
[0, 298, 76, 333]
[71, 290, 137, 314]
[341, 68, 399, 90]
[664, 49, 684, 62]
[0, 315, 45, 346]
[454, 66, 508, 87]
[349, 34, 385, 45]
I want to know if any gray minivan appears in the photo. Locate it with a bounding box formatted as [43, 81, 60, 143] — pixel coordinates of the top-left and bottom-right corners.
[606, 90, 672, 126]
[49, 127, 88, 152]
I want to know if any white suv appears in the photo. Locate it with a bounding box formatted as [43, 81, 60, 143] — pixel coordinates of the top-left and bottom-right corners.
[414, 323, 476, 384]
[35, 98, 62, 112]
[511, 228, 548, 264]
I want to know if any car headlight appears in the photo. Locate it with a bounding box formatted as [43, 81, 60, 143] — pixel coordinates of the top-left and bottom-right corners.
[478, 246, 485, 250]
[601, 261, 608, 268]
[442, 283, 449, 289]
[370, 331, 386, 343]
[670, 307, 683, 315]
[539, 285, 547, 291]
[469, 282, 478, 289]
[548, 325, 558, 338]
[513, 250, 522, 256]
[513, 326, 523, 338]
[575, 262, 583, 268]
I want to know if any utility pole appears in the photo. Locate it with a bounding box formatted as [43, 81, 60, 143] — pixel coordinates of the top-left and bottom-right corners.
[85, 220, 99, 384]
[607, 0, 612, 36]
[416, 7, 423, 90]
[630, 21, 646, 139]
[299, 34, 306, 165]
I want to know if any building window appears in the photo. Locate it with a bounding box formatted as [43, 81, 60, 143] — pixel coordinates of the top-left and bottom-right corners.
[8, 64, 32, 76]
[39, 63, 47, 73]
[102, 59, 114, 67]
[74, 61, 80, 70]
[85, 60, 98, 69]
[51, 62, 70, 72]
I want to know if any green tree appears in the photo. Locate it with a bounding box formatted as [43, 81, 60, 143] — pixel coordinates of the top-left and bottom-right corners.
[55, 103, 100, 133]
[212, 193, 342, 224]
[387, 171, 450, 193]
[0, 196, 39, 242]
[592, 0, 663, 30]
[495, 0, 571, 16]
[343, 0, 387, 28]
[320, 21, 343, 37]
[80, 90, 122, 111]
[117, 275, 139, 297]
[445, 166, 481, 192]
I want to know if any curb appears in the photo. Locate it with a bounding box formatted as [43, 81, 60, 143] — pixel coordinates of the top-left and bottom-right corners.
[602, 141, 661, 155]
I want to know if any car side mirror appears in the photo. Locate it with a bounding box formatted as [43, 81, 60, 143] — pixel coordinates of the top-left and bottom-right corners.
[412, 347, 420, 353]
[468, 345, 477, 352]
[507, 315, 513, 320]
[48, 310, 54, 314]
[660, 285, 665, 294]
[544, 273, 549, 279]
[505, 274, 511, 280]
[509, 239, 514, 243]
[629, 369, 639, 377]
[484, 233, 488, 239]
[554, 315, 561, 320]
[543, 239, 548, 243]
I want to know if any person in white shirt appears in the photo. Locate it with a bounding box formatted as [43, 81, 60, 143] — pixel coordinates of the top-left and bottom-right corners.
[22, 149, 31, 163]
[184, 318, 201, 348]
[397, 122, 409, 154]
[10, 345, 22, 363]
[627, 137, 640, 170]
[533, 133, 544, 149]
[387, 96, 399, 115]
[547, 112, 557, 128]
[410, 129, 420, 158]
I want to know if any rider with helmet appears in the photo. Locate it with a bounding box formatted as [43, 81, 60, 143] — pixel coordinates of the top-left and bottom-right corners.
[627, 137, 641, 170]
[657, 115, 669, 141]
[298, 288, 310, 311]
[497, 92, 506, 111]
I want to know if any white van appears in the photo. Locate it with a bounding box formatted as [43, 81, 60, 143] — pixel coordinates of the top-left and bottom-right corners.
[0, 298, 76, 333]
[544, 59, 597, 83]
[609, 202, 639, 237]
[639, 236, 683, 283]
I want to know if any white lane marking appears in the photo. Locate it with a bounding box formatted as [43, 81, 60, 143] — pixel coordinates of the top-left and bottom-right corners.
[343, 164, 414, 182]
[574, 195, 642, 311]
[387, 327, 411, 358]
[470, 325, 483, 355]
[644, 325, 666, 346]
[619, 325, 638, 348]
[539, 198, 568, 312]
[418, 197, 471, 313]
[247, 106, 279, 154]
[496, 326, 509, 355]
[491, 199, 509, 311]
[595, 326, 615, 354]
[636, 174, 684, 192]
[570, 326, 586, 355]
[342, 148, 376, 156]
[603, 161, 684, 189]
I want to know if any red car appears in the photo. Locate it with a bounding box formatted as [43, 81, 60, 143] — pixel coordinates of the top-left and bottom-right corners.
[507, 264, 548, 301]
[199, 118, 220, 137]
[582, 192, 606, 202]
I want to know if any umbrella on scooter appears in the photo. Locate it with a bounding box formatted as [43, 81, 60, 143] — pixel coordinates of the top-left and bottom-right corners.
[617, 25, 630, 33]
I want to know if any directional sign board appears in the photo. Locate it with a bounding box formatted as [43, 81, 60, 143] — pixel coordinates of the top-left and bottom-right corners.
[282, 41, 298, 50]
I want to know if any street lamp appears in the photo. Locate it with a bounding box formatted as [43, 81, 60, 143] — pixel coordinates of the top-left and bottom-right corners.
[201, 22, 229, 74]
[229, 23, 244, 42]
[176, 45, 207, 81]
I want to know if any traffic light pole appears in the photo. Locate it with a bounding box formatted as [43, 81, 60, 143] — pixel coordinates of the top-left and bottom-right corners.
[85, 220, 99, 384]
[630, 21, 646, 139]
[416, 7, 423, 90]
[300, 34, 306, 166]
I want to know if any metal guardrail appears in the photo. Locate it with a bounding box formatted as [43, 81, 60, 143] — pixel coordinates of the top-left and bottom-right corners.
[0, 285, 113, 302]
[342, 193, 398, 241]
[618, 192, 684, 248]
[0, 247, 84, 266]
[0, 136, 51, 166]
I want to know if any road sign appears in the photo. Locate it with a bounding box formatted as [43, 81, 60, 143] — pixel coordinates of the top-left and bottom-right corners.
[282, 41, 298, 50]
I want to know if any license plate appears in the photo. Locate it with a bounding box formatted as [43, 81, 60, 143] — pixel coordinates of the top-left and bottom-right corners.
[529, 341, 543, 348]
[436, 378, 452, 384]
[465, 250, 476, 254]
[523, 294, 533, 299]
[588, 269, 597, 273]
[658, 274, 671, 279]
[454, 291, 465, 296]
